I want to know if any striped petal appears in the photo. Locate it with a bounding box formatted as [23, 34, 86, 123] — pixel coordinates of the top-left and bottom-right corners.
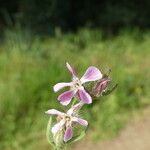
[80, 66, 102, 83]
[53, 82, 72, 92]
[51, 120, 65, 135]
[78, 88, 92, 104]
[58, 90, 75, 106]
[67, 102, 84, 115]
[45, 109, 65, 116]
[72, 117, 88, 126]
[66, 62, 77, 79]
[64, 126, 73, 142]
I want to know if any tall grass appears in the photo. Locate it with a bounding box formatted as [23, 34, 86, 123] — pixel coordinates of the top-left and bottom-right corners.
[0, 28, 149, 149]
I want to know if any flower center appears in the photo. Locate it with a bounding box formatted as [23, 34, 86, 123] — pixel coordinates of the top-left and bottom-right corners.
[71, 78, 82, 90]
[63, 115, 73, 126]
[65, 115, 71, 121]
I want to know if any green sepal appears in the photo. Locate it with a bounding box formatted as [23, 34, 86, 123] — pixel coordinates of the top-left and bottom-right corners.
[67, 126, 88, 144]
[102, 83, 118, 96]
[54, 130, 65, 150]
[46, 116, 55, 147]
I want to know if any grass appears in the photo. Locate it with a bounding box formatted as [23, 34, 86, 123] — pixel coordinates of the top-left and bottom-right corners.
[0, 28, 149, 150]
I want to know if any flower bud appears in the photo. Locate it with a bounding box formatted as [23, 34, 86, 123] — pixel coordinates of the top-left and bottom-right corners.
[93, 77, 111, 97]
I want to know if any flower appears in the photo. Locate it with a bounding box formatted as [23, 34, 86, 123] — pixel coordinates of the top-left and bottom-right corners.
[54, 62, 102, 105]
[45, 102, 88, 142]
[93, 77, 111, 96]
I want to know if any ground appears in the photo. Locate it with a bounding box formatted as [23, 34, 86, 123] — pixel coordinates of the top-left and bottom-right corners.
[72, 107, 150, 150]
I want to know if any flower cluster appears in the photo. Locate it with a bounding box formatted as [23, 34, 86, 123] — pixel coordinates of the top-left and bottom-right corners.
[45, 62, 112, 148]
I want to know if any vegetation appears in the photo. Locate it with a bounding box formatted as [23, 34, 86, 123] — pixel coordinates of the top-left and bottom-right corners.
[1, 0, 150, 32]
[0, 28, 149, 150]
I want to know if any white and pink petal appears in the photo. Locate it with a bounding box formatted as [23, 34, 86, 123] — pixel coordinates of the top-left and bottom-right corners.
[51, 120, 65, 135]
[66, 62, 77, 79]
[45, 109, 65, 116]
[53, 82, 72, 92]
[78, 88, 92, 104]
[64, 126, 73, 142]
[58, 90, 76, 106]
[80, 66, 102, 83]
[67, 102, 84, 115]
[72, 117, 88, 126]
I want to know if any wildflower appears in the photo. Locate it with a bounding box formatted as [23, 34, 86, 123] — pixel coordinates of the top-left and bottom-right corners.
[54, 63, 102, 105]
[93, 77, 111, 97]
[45, 102, 88, 142]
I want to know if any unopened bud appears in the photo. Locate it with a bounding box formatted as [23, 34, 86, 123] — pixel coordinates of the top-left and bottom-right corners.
[93, 77, 111, 97]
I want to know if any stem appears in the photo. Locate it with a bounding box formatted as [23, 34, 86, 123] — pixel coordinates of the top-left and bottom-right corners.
[54, 144, 67, 150]
[71, 98, 77, 107]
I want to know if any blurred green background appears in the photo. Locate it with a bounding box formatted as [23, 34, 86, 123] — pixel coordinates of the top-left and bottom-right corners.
[0, 1, 150, 150]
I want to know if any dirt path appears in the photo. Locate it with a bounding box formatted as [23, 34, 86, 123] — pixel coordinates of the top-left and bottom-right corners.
[72, 108, 150, 150]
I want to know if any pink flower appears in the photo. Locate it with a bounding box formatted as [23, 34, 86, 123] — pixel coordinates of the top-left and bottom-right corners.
[53, 63, 102, 105]
[45, 102, 88, 142]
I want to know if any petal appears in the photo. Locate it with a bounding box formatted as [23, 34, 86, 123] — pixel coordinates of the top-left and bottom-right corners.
[51, 120, 65, 135]
[67, 102, 84, 115]
[58, 90, 75, 106]
[53, 82, 72, 92]
[78, 88, 92, 104]
[45, 109, 65, 116]
[72, 117, 88, 126]
[80, 66, 102, 83]
[64, 127, 73, 142]
[66, 62, 77, 79]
